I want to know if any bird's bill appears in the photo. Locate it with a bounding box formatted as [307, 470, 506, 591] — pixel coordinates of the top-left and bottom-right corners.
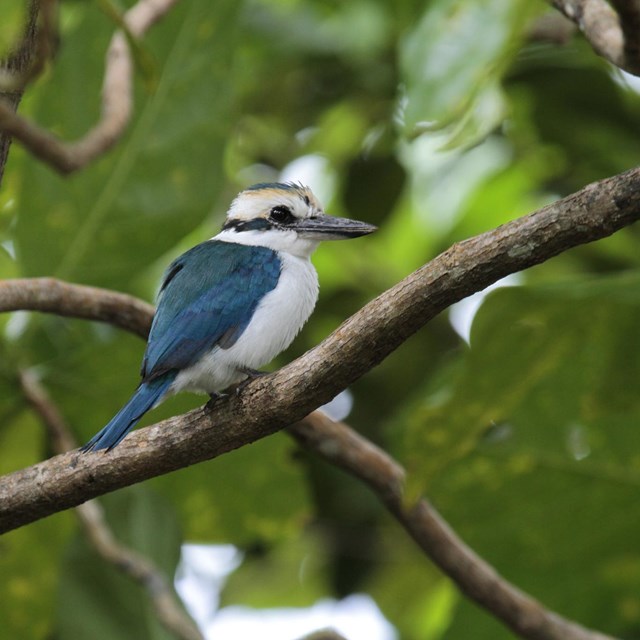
[295, 213, 377, 240]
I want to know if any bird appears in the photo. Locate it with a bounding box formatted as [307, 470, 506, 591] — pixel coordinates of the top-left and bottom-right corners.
[81, 182, 376, 452]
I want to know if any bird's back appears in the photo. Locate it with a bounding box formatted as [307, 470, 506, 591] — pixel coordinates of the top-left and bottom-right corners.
[142, 240, 282, 384]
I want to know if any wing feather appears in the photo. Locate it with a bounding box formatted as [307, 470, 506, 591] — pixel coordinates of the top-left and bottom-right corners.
[141, 240, 281, 380]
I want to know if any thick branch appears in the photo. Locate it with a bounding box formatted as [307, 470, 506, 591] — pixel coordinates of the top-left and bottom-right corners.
[610, 0, 640, 70]
[289, 414, 613, 640]
[19, 369, 204, 640]
[551, 0, 640, 75]
[0, 0, 181, 175]
[0, 166, 639, 534]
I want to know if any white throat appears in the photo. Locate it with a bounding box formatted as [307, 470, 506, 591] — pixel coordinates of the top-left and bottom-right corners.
[213, 228, 320, 259]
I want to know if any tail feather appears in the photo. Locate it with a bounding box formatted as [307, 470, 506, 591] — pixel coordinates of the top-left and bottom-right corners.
[81, 374, 175, 452]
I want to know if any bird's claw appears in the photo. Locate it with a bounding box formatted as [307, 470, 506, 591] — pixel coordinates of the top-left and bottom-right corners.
[231, 368, 269, 396]
[205, 391, 224, 409]
[240, 367, 269, 379]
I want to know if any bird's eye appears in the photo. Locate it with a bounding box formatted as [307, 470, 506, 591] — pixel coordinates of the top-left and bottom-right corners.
[269, 205, 294, 224]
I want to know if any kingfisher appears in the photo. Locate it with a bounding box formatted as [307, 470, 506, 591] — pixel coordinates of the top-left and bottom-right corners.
[81, 182, 376, 452]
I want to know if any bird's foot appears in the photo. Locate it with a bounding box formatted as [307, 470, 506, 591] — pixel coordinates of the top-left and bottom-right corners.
[205, 391, 224, 409]
[240, 367, 269, 379]
[231, 368, 269, 396]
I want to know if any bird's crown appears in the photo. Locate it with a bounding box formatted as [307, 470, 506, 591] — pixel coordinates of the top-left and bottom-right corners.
[223, 182, 322, 232]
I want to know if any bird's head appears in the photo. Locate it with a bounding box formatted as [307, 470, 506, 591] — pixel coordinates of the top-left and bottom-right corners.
[219, 182, 377, 257]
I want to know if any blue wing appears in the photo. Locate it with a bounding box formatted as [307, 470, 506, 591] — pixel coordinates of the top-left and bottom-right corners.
[141, 240, 281, 381]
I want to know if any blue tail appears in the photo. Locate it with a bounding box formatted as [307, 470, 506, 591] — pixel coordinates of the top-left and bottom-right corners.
[81, 374, 176, 452]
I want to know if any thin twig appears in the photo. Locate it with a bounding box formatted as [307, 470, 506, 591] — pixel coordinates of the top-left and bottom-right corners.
[550, 0, 640, 75]
[0, 0, 182, 175]
[289, 413, 614, 640]
[18, 369, 204, 640]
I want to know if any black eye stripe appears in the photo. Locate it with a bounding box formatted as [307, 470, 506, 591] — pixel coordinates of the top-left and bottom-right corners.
[222, 218, 272, 232]
[221, 204, 301, 233]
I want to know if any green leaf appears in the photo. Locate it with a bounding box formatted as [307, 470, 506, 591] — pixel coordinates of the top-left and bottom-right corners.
[399, 0, 538, 146]
[221, 530, 328, 608]
[0, 412, 75, 640]
[507, 55, 640, 190]
[404, 272, 640, 637]
[14, 0, 240, 289]
[363, 524, 456, 640]
[151, 430, 310, 545]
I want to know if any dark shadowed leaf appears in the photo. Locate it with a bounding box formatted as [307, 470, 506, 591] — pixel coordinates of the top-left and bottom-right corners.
[403, 273, 640, 637]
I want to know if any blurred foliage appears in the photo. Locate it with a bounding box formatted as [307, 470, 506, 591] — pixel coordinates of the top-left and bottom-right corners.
[57, 489, 185, 640]
[1, 0, 640, 639]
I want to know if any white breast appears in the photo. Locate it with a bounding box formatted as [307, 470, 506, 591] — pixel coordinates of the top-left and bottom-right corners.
[171, 252, 319, 395]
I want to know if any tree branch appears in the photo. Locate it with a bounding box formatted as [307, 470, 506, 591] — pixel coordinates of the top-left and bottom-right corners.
[0, 0, 181, 175]
[289, 413, 613, 640]
[18, 369, 204, 640]
[609, 0, 640, 71]
[0, 277, 153, 338]
[0, 167, 639, 534]
[550, 0, 640, 75]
